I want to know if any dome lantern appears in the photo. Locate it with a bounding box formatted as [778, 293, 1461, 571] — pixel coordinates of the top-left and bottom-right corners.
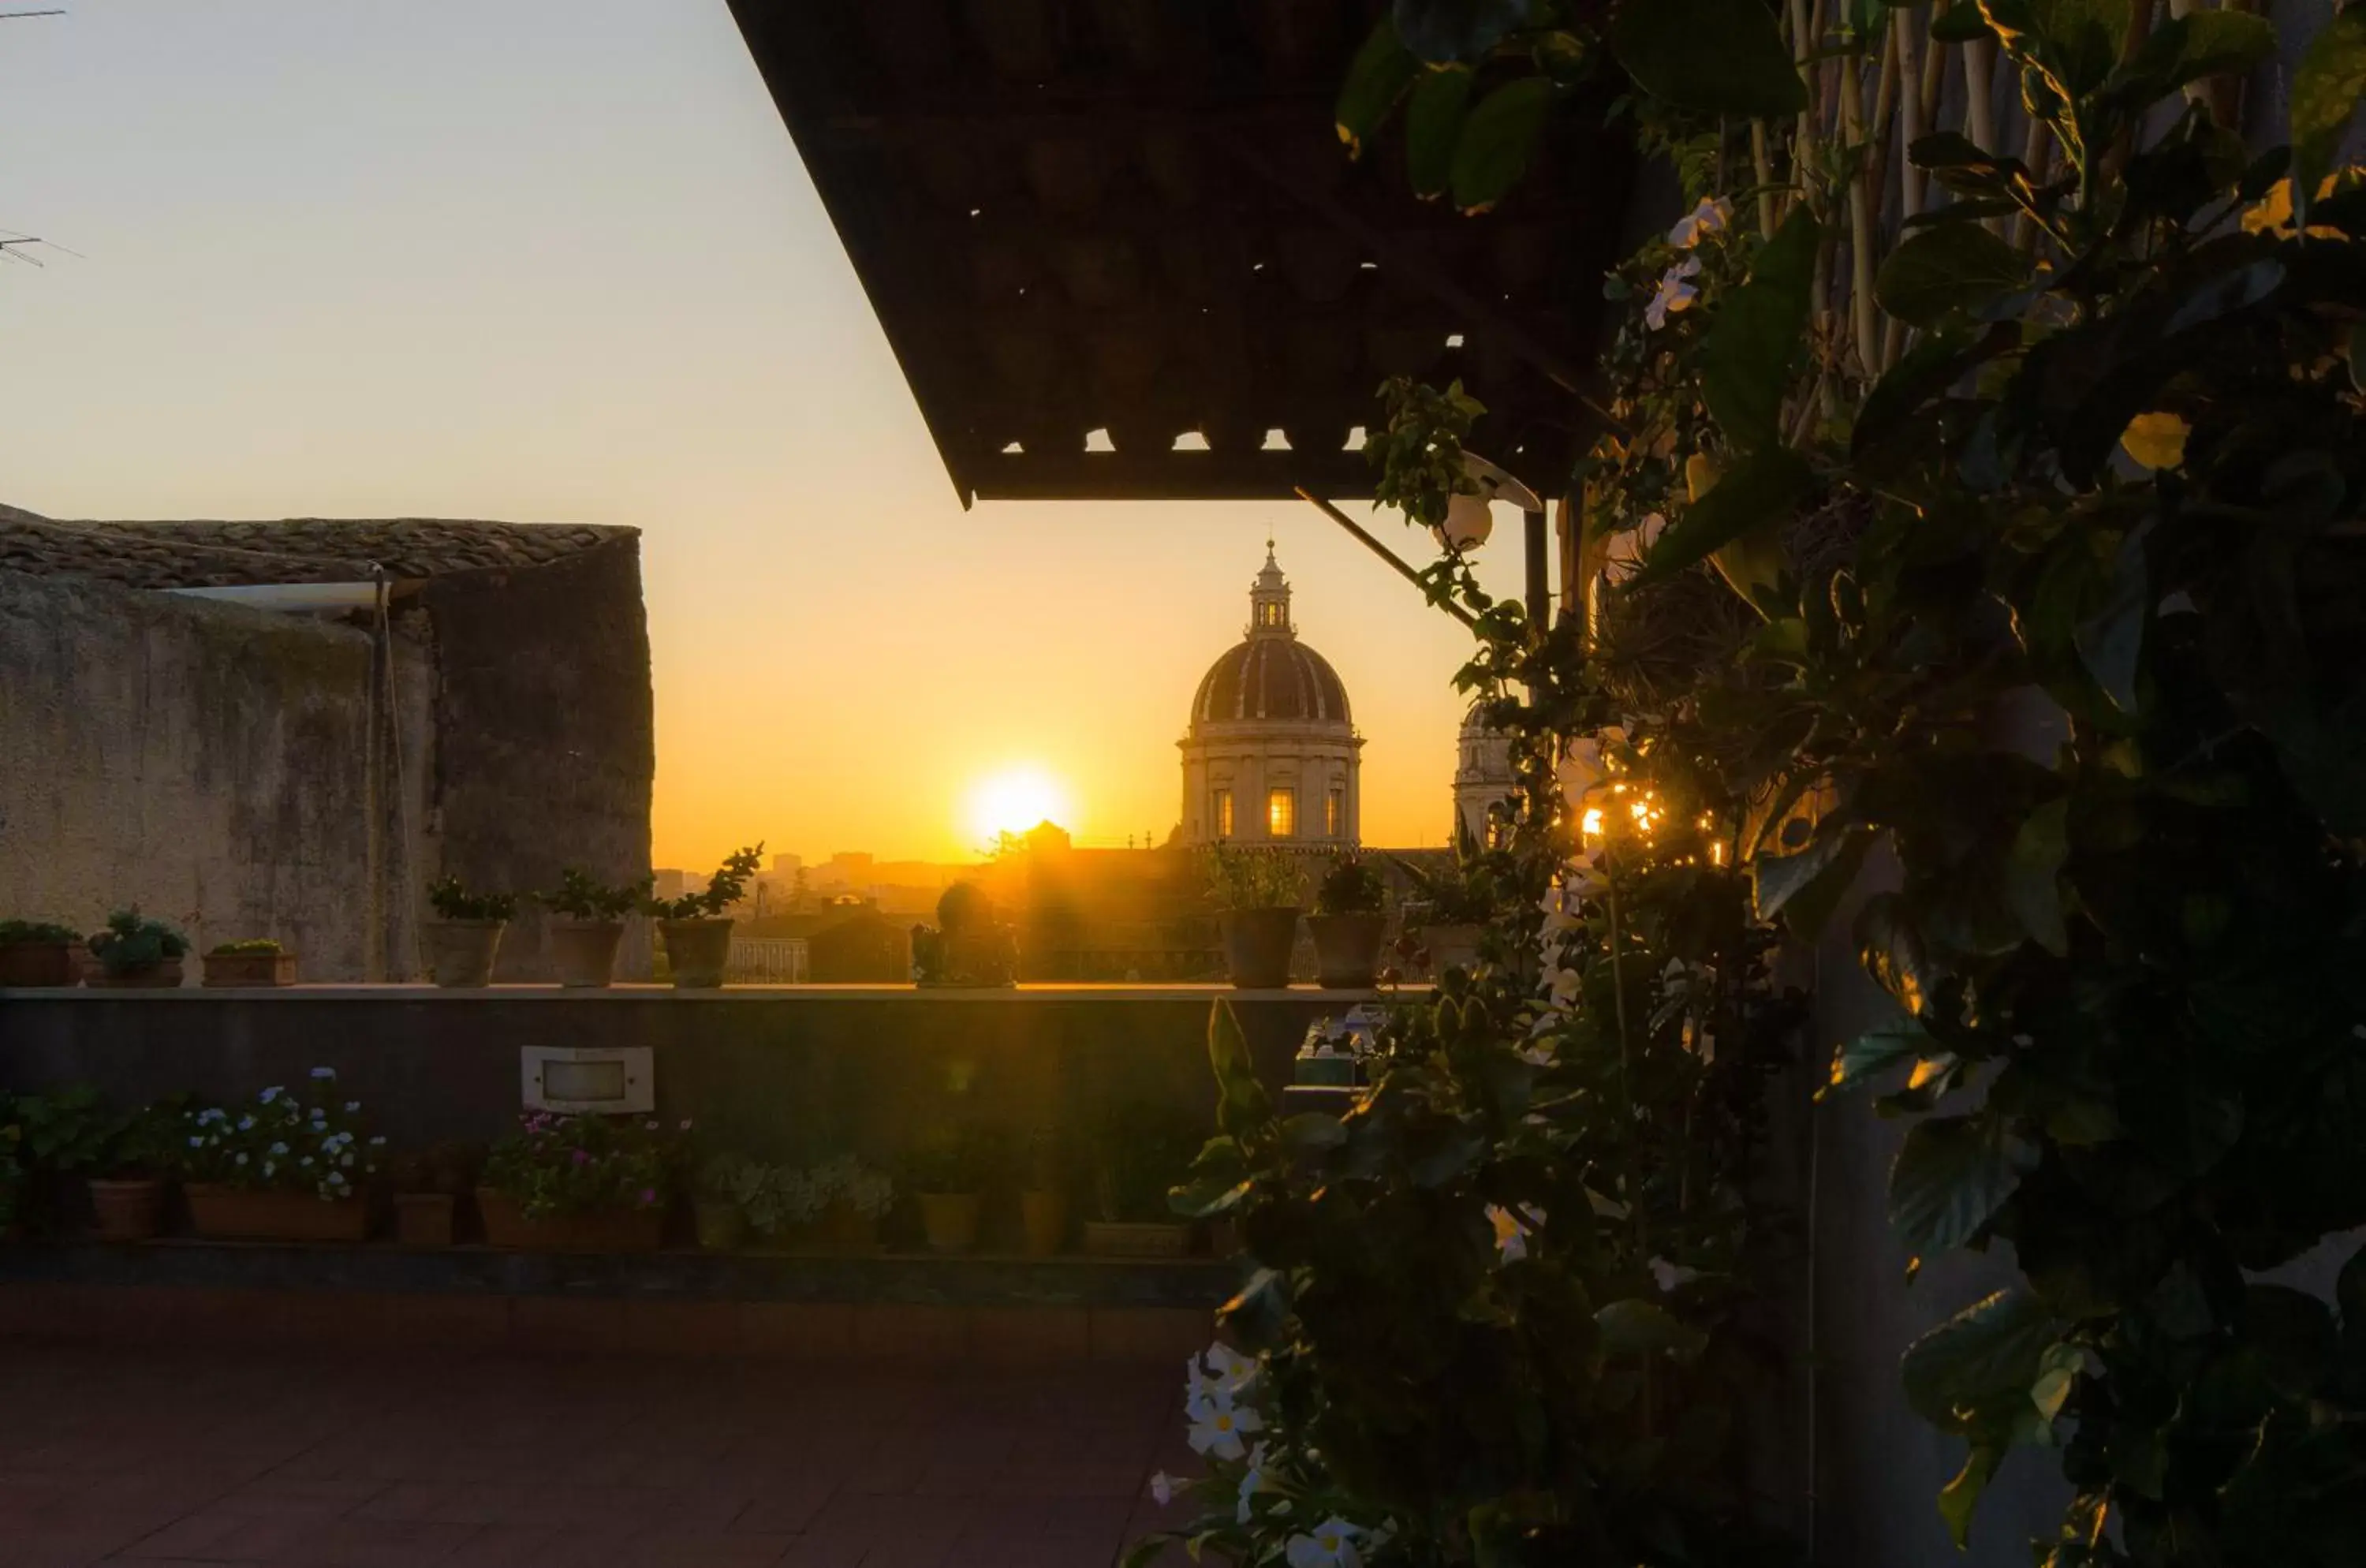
[1248, 539, 1293, 637]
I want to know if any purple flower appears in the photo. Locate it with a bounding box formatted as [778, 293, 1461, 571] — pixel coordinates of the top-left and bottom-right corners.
[571, 1149, 592, 1166]
[638, 1187, 657, 1208]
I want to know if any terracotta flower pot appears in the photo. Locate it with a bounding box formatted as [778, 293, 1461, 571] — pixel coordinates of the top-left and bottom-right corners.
[1308, 913, 1387, 989]
[694, 1199, 747, 1253]
[0, 942, 80, 988]
[202, 951, 297, 988]
[185, 1184, 369, 1243]
[424, 920, 505, 987]
[660, 918, 733, 989]
[917, 1192, 983, 1253]
[89, 958, 183, 991]
[394, 1193, 456, 1248]
[1219, 908, 1300, 989]
[1020, 1189, 1069, 1257]
[1083, 1220, 1191, 1258]
[476, 1188, 663, 1253]
[1418, 924, 1486, 977]
[88, 1177, 166, 1241]
[547, 920, 625, 989]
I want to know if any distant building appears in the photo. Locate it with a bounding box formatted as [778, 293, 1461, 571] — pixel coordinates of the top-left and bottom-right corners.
[1179, 546, 1361, 849]
[1454, 707, 1518, 846]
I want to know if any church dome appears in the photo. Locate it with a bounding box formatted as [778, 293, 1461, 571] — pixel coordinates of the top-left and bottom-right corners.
[1187, 546, 1352, 730]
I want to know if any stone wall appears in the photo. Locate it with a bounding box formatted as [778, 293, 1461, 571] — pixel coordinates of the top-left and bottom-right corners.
[0, 569, 432, 977]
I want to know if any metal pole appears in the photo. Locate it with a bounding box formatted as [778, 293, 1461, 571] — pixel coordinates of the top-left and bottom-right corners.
[1524, 508, 1549, 632]
[1294, 488, 1479, 629]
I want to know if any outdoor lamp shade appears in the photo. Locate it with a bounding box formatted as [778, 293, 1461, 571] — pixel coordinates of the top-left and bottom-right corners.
[1434, 490, 1496, 553]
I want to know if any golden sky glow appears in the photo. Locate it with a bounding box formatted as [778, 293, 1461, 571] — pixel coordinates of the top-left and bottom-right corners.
[0, 2, 1531, 868]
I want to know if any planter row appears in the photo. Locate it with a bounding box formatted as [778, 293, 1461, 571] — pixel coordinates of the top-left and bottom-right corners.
[1218, 911, 1483, 988]
[64, 1178, 1220, 1259]
[424, 916, 730, 988]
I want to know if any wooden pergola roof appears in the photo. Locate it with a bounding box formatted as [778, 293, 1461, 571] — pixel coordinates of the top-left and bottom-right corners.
[728, 0, 1634, 507]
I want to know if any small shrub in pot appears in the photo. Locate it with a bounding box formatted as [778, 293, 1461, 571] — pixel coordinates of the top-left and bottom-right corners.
[905, 1122, 1009, 1253]
[1202, 845, 1305, 989]
[423, 878, 516, 987]
[1307, 851, 1389, 989]
[800, 1155, 893, 1251]
[0, 920, 84, 989]
[692, 1152, 757, 1252]
[390, 1143, 474, 1247]
[1390, 824, 1498, 977]
[642, 844, 762, 989]
[87, 909, 189, 989]
[538, 868, 650, 988]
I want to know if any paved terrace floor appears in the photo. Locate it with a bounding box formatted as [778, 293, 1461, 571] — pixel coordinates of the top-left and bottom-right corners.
[0, 1347, 1197, 1567]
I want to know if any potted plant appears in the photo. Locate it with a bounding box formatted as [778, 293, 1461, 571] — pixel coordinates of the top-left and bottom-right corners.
[423, 877, 515, 987]
[389, 1143, 473, 1247]
[86, 909, 189, 989]
[85, 1099, 185, 1242]
[642, 845, 762, 989]
[692, 1152, 756, 1252]
[177, 1069, 383, 1242]
[1391, 825, 1499, 977]
[0, 920, 84, 989]
[477, 1111, 681, 1252]
[912, 882, 1018, 987]
[905, 1122, 1008, 1253]
[537, 868, 650, 988]
[1308, 851, 1389, 988]
[1085, 1099, 1203, 1257]
[201, 939, 297, 988]
[737, 1160, 825, 1248]
[1019, 1125, 1073, 1257]
[1203, 844, 1305, 989]
[803, 1154, 893, 1251]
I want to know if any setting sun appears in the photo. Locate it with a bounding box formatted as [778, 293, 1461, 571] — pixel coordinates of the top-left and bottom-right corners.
[965, 765, 1073, 847]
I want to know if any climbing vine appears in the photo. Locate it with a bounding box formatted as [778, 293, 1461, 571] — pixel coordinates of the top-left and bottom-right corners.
[1137, 4, 2366, 1566]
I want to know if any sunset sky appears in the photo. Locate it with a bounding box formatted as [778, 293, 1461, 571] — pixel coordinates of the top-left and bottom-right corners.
[0, 1, 1529, 867]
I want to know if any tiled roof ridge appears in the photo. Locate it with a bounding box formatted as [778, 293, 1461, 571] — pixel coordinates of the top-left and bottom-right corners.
[0, 513, 637, 592]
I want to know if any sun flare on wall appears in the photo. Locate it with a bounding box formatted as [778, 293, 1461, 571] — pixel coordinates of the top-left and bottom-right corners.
[963, 765, 1073, 849]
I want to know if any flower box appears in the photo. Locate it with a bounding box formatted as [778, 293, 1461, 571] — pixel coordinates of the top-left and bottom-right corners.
[88, 1178, 167, 1242]
[476, 1188, 663, 1253]
[89, 958, 184, 991]
[185, 1183, 370, 1243]
[1083, 1220, 1192, 1258]
[393, 1193, 456, 1248]
[202, 951, 297, 988]
[0, 942, 80, 988]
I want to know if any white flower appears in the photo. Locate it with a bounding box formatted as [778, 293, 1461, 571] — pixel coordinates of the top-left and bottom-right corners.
[368, 1136, 386, 1146]
[340, 1153, 354, 1168]
[1650, 1256, 1702, 1294]
[237, 1115, 256, 1131]
[1202, 1342, 1258, 1397]
[1644, 256, 1703, 330]
[187, 1136, 204, 1148]
[1287, 1518, 1364, 1568]
[1149, 1472, 1177, 1506]
[1543, 963, 1582, 1012]
[233, 1152, 248, 1166]
[1666, 195, 1733, 248]
[309, 1066, 336, 1081]
[259, 1088, 282, 1103]
[1185, 1393, 1264, 1461]
[267, 1142, 289, 1156]
[262, 1163, 275, 1178]
[1518, 1039, 1555, 1068]
[1237, 1443, 1269, 1524]
[343, 1101, 360, 1113]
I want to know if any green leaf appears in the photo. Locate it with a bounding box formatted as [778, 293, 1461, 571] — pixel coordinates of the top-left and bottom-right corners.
[2114, 10, 2275, 103]
[1610, 0, 1808, 119]
[1632, 445, 1816, 588]
[1901, 1288, 2058, 1432]
[1875, 225, 2030, 329]
[1207, 1000, 1271, 1137]
[1752, 823, 1872, 939]
[1697, 207, 1820, 450]
[2003, 798, 2071, 957]
[1595, 1298, 1709, 1359]
[2073, 520, 2150, 714]
[1337, 19, 1422, 158]
[1890, 1115, 2031, 1256]
[1407, 65, 1476, 200]
[1280, 1112, 1349, 1154]
[1452, 77, 1555, 212]
[1855, 890, 1935, 1016]
[1829, 1018, 1936, 1096]
[1394, 0, 1537, 64]
[1979, 0, 2134, 102]
[2293, 5, 2366, 201]
[1938, 1445, 2002, 1550]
